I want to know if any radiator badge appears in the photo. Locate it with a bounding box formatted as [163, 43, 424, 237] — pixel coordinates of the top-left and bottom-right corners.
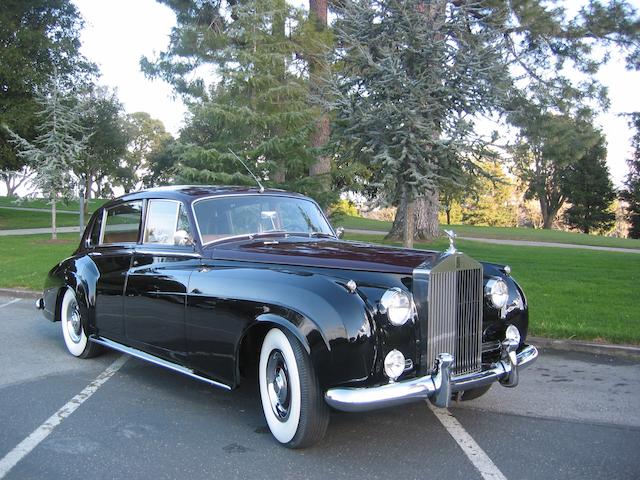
[444, 229, 457, 254]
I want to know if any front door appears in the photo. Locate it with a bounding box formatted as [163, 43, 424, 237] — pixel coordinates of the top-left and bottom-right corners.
[124, 200, 199, 359]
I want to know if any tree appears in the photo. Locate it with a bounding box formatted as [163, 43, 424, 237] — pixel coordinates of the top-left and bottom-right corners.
[120, 112, 171, 193]
[327, 0, 511, 246]
[75, 87, 130, 214]
[511, 110, 601, 229]
[462, 162, 518, 227]
[622, 113, 640, 238]
[0, 0, 94, 192]
[143, 137, 180, 187]
[3, 76, 87, 239]
[562, 135, 615, 234]
[155, 0, 332, 203]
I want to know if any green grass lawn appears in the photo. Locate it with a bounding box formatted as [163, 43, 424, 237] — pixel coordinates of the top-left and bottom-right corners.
[0, 196, 108, 212]
[1, 231, 637, 345]
[0, 209, 82, 229]
[0, 233, 80, 290]
[337, 215, 640, 250]
[345, 233, 640, 345]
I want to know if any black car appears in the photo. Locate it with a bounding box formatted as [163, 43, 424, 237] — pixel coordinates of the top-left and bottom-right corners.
[38, 185, 538, 448]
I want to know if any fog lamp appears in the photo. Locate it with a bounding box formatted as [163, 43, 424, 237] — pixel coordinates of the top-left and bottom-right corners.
[505, 324, 521, 345]
[384, 350, 405, 381]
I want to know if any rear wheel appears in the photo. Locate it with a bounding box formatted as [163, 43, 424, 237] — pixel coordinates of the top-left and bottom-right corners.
[258, 328, 329, 448]
[60, 289, 102, 359]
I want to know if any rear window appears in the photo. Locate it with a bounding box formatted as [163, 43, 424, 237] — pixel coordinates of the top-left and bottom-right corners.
[101, 201, 143, 244]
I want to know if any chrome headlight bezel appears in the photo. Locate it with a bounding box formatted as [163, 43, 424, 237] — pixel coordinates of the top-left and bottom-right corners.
[379, 288, 414, 326]
[485, 277, 509, 309]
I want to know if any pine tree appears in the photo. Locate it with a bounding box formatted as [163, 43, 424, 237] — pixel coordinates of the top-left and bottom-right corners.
[143, 0, 332, 204]
[3, 75, 87, 239]
[562, 135, 616, 234]
[327, 0, 511, 246]
[622, 113, 640, 238]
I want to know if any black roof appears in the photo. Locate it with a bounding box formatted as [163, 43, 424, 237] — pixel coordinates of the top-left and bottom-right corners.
[102, 185, 309, 209]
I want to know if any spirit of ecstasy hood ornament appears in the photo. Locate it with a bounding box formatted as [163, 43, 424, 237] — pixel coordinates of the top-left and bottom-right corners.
[444, 229, 457, 254]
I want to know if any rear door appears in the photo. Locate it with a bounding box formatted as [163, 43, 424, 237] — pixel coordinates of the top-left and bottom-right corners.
[124, 199, 199, 358]
[91, 201, 143, 339]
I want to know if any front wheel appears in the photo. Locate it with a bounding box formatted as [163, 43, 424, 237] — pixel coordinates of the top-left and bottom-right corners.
[258, 328, 329, 448]
[60, 289, 102, 359]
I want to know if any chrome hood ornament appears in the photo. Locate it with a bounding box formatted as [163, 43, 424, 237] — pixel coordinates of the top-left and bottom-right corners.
[444, 229, 457, 254]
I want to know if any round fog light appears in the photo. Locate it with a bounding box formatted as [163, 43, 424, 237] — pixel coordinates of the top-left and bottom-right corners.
[384, 349, 405, 381]
[505, 324, 521, 345]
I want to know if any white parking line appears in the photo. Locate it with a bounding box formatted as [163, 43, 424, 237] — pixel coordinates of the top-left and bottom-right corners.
[427, 401, 507, 480]
[0, 355, 129, 479]
[0, 299, 21, 309]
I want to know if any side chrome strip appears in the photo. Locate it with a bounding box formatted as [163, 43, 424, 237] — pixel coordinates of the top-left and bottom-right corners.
[89, 336, 232, 391]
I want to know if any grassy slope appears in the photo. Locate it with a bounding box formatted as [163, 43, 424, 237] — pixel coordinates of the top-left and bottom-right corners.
[337, 215, 640, 250]
[0, 196, 107, 212]
[1, 231, 637, 344]
[346, 233, 640, 345]
[0, 209, 81, 229]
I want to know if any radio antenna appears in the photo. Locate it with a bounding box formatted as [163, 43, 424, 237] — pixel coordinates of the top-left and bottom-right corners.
[228, 148, 264, 193]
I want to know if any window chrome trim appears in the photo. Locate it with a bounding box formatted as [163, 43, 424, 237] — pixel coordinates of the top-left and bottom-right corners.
[190, 193, 337, 247]
[142, 198, 183, 246]
[99, 200, 144, 246]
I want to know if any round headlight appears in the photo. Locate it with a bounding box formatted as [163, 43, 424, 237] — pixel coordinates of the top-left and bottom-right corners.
[485, 278, 509, 309]
[380, 288, 414, 326]
[384, 350, 405, 381]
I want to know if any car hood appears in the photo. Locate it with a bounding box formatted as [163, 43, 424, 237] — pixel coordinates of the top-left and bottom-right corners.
[206, 237, 439, 274]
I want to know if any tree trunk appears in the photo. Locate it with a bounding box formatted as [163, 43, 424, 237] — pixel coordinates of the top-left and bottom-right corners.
[308, 0, 331, 184]
[387, 187, 440, 246]
[445, 208, 451, 225]
[414, 190, 440, 240]
[51, 198, 57, 240]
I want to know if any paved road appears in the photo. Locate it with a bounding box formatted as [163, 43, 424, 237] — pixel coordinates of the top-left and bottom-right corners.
[345, 228, 640, 254]
[1, 295, 639, 479]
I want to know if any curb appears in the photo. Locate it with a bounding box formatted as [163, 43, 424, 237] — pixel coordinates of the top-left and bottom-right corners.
[0, 288, 40, 299]
[529, 336, 640, 361]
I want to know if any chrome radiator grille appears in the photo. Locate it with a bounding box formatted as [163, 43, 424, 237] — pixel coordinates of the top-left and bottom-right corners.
[425, 261, 483, 376]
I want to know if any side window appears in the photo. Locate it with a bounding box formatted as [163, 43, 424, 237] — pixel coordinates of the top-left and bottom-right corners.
[88, 211, 103, 247]
[101, 201, 143, 244]
[144, 200, 193, 245]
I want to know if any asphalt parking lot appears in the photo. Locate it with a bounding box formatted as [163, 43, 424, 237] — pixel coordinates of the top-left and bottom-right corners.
[1, 295, 639, 480]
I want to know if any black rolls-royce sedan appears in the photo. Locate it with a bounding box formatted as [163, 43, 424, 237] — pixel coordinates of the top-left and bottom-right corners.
[38, 185, 538, 448]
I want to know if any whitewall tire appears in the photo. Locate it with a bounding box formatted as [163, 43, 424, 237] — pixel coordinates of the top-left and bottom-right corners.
[60, 289, 102, 359]
[259, 327, 328, 448]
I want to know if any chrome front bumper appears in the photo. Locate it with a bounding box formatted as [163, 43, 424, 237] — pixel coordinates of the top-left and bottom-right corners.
[325, 344, 538, 412]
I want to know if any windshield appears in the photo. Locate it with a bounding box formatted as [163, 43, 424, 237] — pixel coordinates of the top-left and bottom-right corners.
[193, 195, 334, 244]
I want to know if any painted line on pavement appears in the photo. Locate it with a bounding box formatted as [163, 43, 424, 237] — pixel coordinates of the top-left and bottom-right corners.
[0, 299, 21, 309]
[426, 401, 507, 480]
[0, 355, 129, 479]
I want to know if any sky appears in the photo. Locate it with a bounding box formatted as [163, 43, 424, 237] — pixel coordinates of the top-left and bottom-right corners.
[73, 0, 640, 187]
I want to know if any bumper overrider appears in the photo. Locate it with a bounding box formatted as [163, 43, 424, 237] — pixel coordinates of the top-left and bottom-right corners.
[325, 342, 538, 412]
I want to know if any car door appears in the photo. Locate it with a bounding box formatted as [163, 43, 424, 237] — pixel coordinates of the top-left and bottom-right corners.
[124, 199, 200, 359]
[90, 201, 143, 340]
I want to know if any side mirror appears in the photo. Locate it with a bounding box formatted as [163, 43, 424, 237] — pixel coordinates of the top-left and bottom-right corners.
[174, 229, 193, 246]
[336, 226, 345, 239]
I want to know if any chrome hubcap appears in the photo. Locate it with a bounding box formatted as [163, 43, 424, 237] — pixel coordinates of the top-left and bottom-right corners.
[266, 350, 290, 421]
[66, 298, 82, 344]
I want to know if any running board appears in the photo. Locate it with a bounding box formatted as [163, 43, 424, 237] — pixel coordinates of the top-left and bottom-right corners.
[89, 336, 232, 391]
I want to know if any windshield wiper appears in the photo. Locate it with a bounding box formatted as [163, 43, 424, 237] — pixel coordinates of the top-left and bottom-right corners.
[308, 231, 336, 238]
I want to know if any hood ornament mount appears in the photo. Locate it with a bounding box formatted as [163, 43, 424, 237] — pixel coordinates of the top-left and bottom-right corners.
[444, 229, 457, 254]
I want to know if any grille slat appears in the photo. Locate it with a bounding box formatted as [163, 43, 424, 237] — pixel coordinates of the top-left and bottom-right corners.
[426, 259, 483, 376]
